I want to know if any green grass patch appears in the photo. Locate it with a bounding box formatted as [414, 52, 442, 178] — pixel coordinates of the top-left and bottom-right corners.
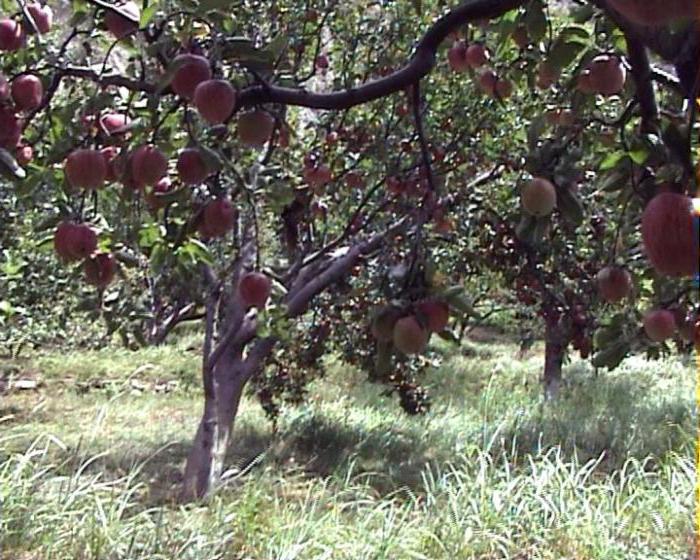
[0, 339, 694, 559]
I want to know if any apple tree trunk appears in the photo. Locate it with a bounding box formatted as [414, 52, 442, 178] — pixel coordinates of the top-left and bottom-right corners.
[543, 320, 566, 400]
[180, 352, 248, 501]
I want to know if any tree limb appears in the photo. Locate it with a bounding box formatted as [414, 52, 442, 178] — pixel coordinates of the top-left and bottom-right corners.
[623, 30, 659, 132]
[55, 0, 526, 111]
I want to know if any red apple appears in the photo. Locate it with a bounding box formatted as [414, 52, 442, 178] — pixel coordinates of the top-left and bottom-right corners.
[478, 70, 498, 95]
[177, 148, 210, 185]
[494, 78, 513, 99]
[310, 199, 328, 219]
[386, 176, 405, 195]
[596, 266, 633, 303]
[643, 309, 676, 342]
[415, 300, 450, 333]
[0, 19, 25, 51]
[447, 41, 470, 72]
[99, 112, 130, 136]
[434, 216, 455, 234]
[641, 192, 697, 278]
[521, 177, 557, 217]
[11, 74, 42, 111]
[193, 79, 236, 125]
[557, 109, 575, 127]
[465, 44, 489, 68]
[64, 148, 108, 190]
[84, 252, 117, 288]
[170, 54, 211, 100]
[15, 145, 32, 165]
[26, 3, 53, 34]
[345, 171, 364, 189]
[145, 177, 173, 210]
[238, 110, 275, 147]
[54, 222, 97, 262]
[238, 271, 272, 309]
[393, 315, 429, 354]
[576, 69, 596, 94]
[131, 144, 168, 186]
[324, 131, 339, 146]
[315, 54, 329, 70]
[537, 62, 558, 89]
[587, 55, 626, 96]
[201, 197, 236, 238]
[303, 163, 332, 188]
[104, 2, 140, 39]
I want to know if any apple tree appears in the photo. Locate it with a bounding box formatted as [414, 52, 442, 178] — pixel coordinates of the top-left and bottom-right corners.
[0, 0, 697, 500]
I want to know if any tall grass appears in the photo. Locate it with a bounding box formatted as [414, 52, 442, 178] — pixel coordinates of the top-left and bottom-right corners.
[0, 342, 694, 559]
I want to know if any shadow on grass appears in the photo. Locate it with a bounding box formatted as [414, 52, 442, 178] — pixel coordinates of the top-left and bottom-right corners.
[33, 361, 693, 507]
[495, 365, 694, 472]
[41, 423, 276, 507]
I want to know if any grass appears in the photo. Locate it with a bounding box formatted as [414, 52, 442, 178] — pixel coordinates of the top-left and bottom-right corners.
[0, 335, 695, 559]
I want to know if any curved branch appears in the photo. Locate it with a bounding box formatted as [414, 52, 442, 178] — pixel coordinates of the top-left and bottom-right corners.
[236, 0, 524, 111]
[47, 0, 525, 116]
[623, 30, 658, 132]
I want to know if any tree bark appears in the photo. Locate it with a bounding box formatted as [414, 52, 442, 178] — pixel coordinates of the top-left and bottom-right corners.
[543, 320, 566, 400]
[180, 353, 248, 501]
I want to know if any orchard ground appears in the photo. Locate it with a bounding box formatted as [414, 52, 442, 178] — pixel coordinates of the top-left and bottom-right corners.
[0, 330, 694, 559]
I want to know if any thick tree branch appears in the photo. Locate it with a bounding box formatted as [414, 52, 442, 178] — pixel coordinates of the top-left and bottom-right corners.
[151, 302, 198, 345]
[239, 217, 410, 378]
[236, 0, 524, 111]
[412, 82, 436, 193]
[201, 266, 219, 399]
[623, 30, 659, 132]
[592, 0, 698, 98]
[87, 0, 140, 23]
[55, 0, 525, 112]
[205, 234, 257, 372]
[55, 66, 157, 93]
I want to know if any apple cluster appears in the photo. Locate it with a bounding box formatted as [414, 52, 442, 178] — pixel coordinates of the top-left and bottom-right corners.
[370, 299, 450, 355]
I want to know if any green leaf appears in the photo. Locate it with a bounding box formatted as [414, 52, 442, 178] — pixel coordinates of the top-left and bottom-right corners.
[221, 37, 275, 73]
[140, 1, 158, 26]
[150, 243, 168, 274]
[548, 40, 586, 70]
[523, 0, 547, 42]
[627, 147, 648, 165]
[570, 4, 594, 22]
[264, 35, 287, 62]
[591, 340, 630, 369]
[599, 151, 627, 171]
